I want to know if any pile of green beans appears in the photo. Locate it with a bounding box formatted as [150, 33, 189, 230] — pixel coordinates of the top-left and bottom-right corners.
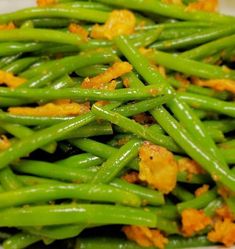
[0, 1, 235, 249]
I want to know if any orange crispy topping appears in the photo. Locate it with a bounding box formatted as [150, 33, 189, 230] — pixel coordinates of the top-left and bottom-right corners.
[0, 22, 16, 30]
[122, 171, 140, 184]
[178, 158, 205, 175]
[195, 184, 209, 197]
[123, 226, 168, 249]
[181, 209, 212, 237]
[8, 101, 90, 117]
[139, 142, 178, 194]
[68, 23, 89, 41]
[0, 70, 26, 88]
[216, 205, 235, 221]
[193, 78, 235, 94]
[81, 62, 132, 90]
[208, 219, 235, 247]
[0, 135, 11, 151]
[91, 10, 136, 40]
[218, 186, 232, 199]
[186, 0, 218, 12]
[37, 0, 56, 6]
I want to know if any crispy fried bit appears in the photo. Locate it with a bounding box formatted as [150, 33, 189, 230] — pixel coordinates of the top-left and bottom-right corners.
[218, 186, 232, 199]
[91, 10, 136, 40]
[0, 70, 26, 88]
[181, 209, 212, 237]
[193, 78, 235, 94]
[0, 135, 11, 151]
[122, 171, 140, 184]
[139, 142, 178, 194]
[133, 113, 154, 125]
[0, 22, 16, 30]
[195, 184, 209, 197]
[68, 23, 89, 41]
[178, 157, 205, 180]
[216, 205, 235, 221]
[37, 0, 56, 6]
[123, 226, 168, 249]
[186, 0, 218, 12]
[81, 62, 132, 90]
[208, 219, 235, 247]
[8, 101, 90, 117]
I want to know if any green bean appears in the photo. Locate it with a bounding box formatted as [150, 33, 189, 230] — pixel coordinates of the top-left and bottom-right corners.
[20, 20, 34, 29]
[70, 138, 139, 170]
[75, 235, 213, 249]
[56, 1, 113, 11]
[204, 120, 235, 133]
[172, 185, 194, 202]
[177, 171, 213, 184]
[0, 167, 23, 191]
[18, 175, 62, 186]
[23, 49, 117, 88]
[111, 179, 164, 206]
[181, 34, 235, 60]
[0, 203, 157, 227]
[152, 107, 235, 191]
[115, 36, 228, 169]
[147, 205, 178, 220]
[0, 110, 99, 169]
[0, 54, 22, 68]
[0, 183, 142, 208]
[177, 187, 218, 213]
[3, 233, 40, 249]
[114, 96, 173, 117]
[0, 42, 46, 57]
[0, 7, 109, 24]
[0, 110, 75, 126]
[92, 139, 141, 184]
[2, 57, 39, 74]
[0, 121, 57, 154]
[219, 139, 235, 149]
[93, 0, 235, 23]
[146, 49, 235, 80]
[91, 105, 182, 152]
[76, 64, 108, 77]
[220, 148, 235, 164]
[203, 198, 223, 217]
[0, 85, 167, 103]
[151, 25, 235, 50]
[178, 92, 235, 117]
[225, 196, 235, 215]
[12, 160, 97, 183]
[23, 18, 71, 28]
[56, 153, 103, 169]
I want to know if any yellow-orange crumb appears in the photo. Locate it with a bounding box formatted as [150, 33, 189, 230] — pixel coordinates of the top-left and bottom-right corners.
[218, 186, 232, 199]
[122, 171, 140, 184]
[216, 205, 235, 221]
[139, 142, 178, 194]
[186, 0, 218, 12]
[175, 73, 190, 92]
[81, 62, 132, 90]
[0, 70, 26, 88]
[91, 10, 136, 40]
[8, 101, 90, 117]
[68, 23, 89, 41]
[0, 22, 16, 30]
[133, 113, 154, 125]
[193, 78, 235, 94]
[181, 208, 212, 237]
[123, 226, 168, 249]
[195, 184, 209, 197]
[208, 219, 235, 247]
[37, 0, 56, 6]
[0, 135, 11, 151]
